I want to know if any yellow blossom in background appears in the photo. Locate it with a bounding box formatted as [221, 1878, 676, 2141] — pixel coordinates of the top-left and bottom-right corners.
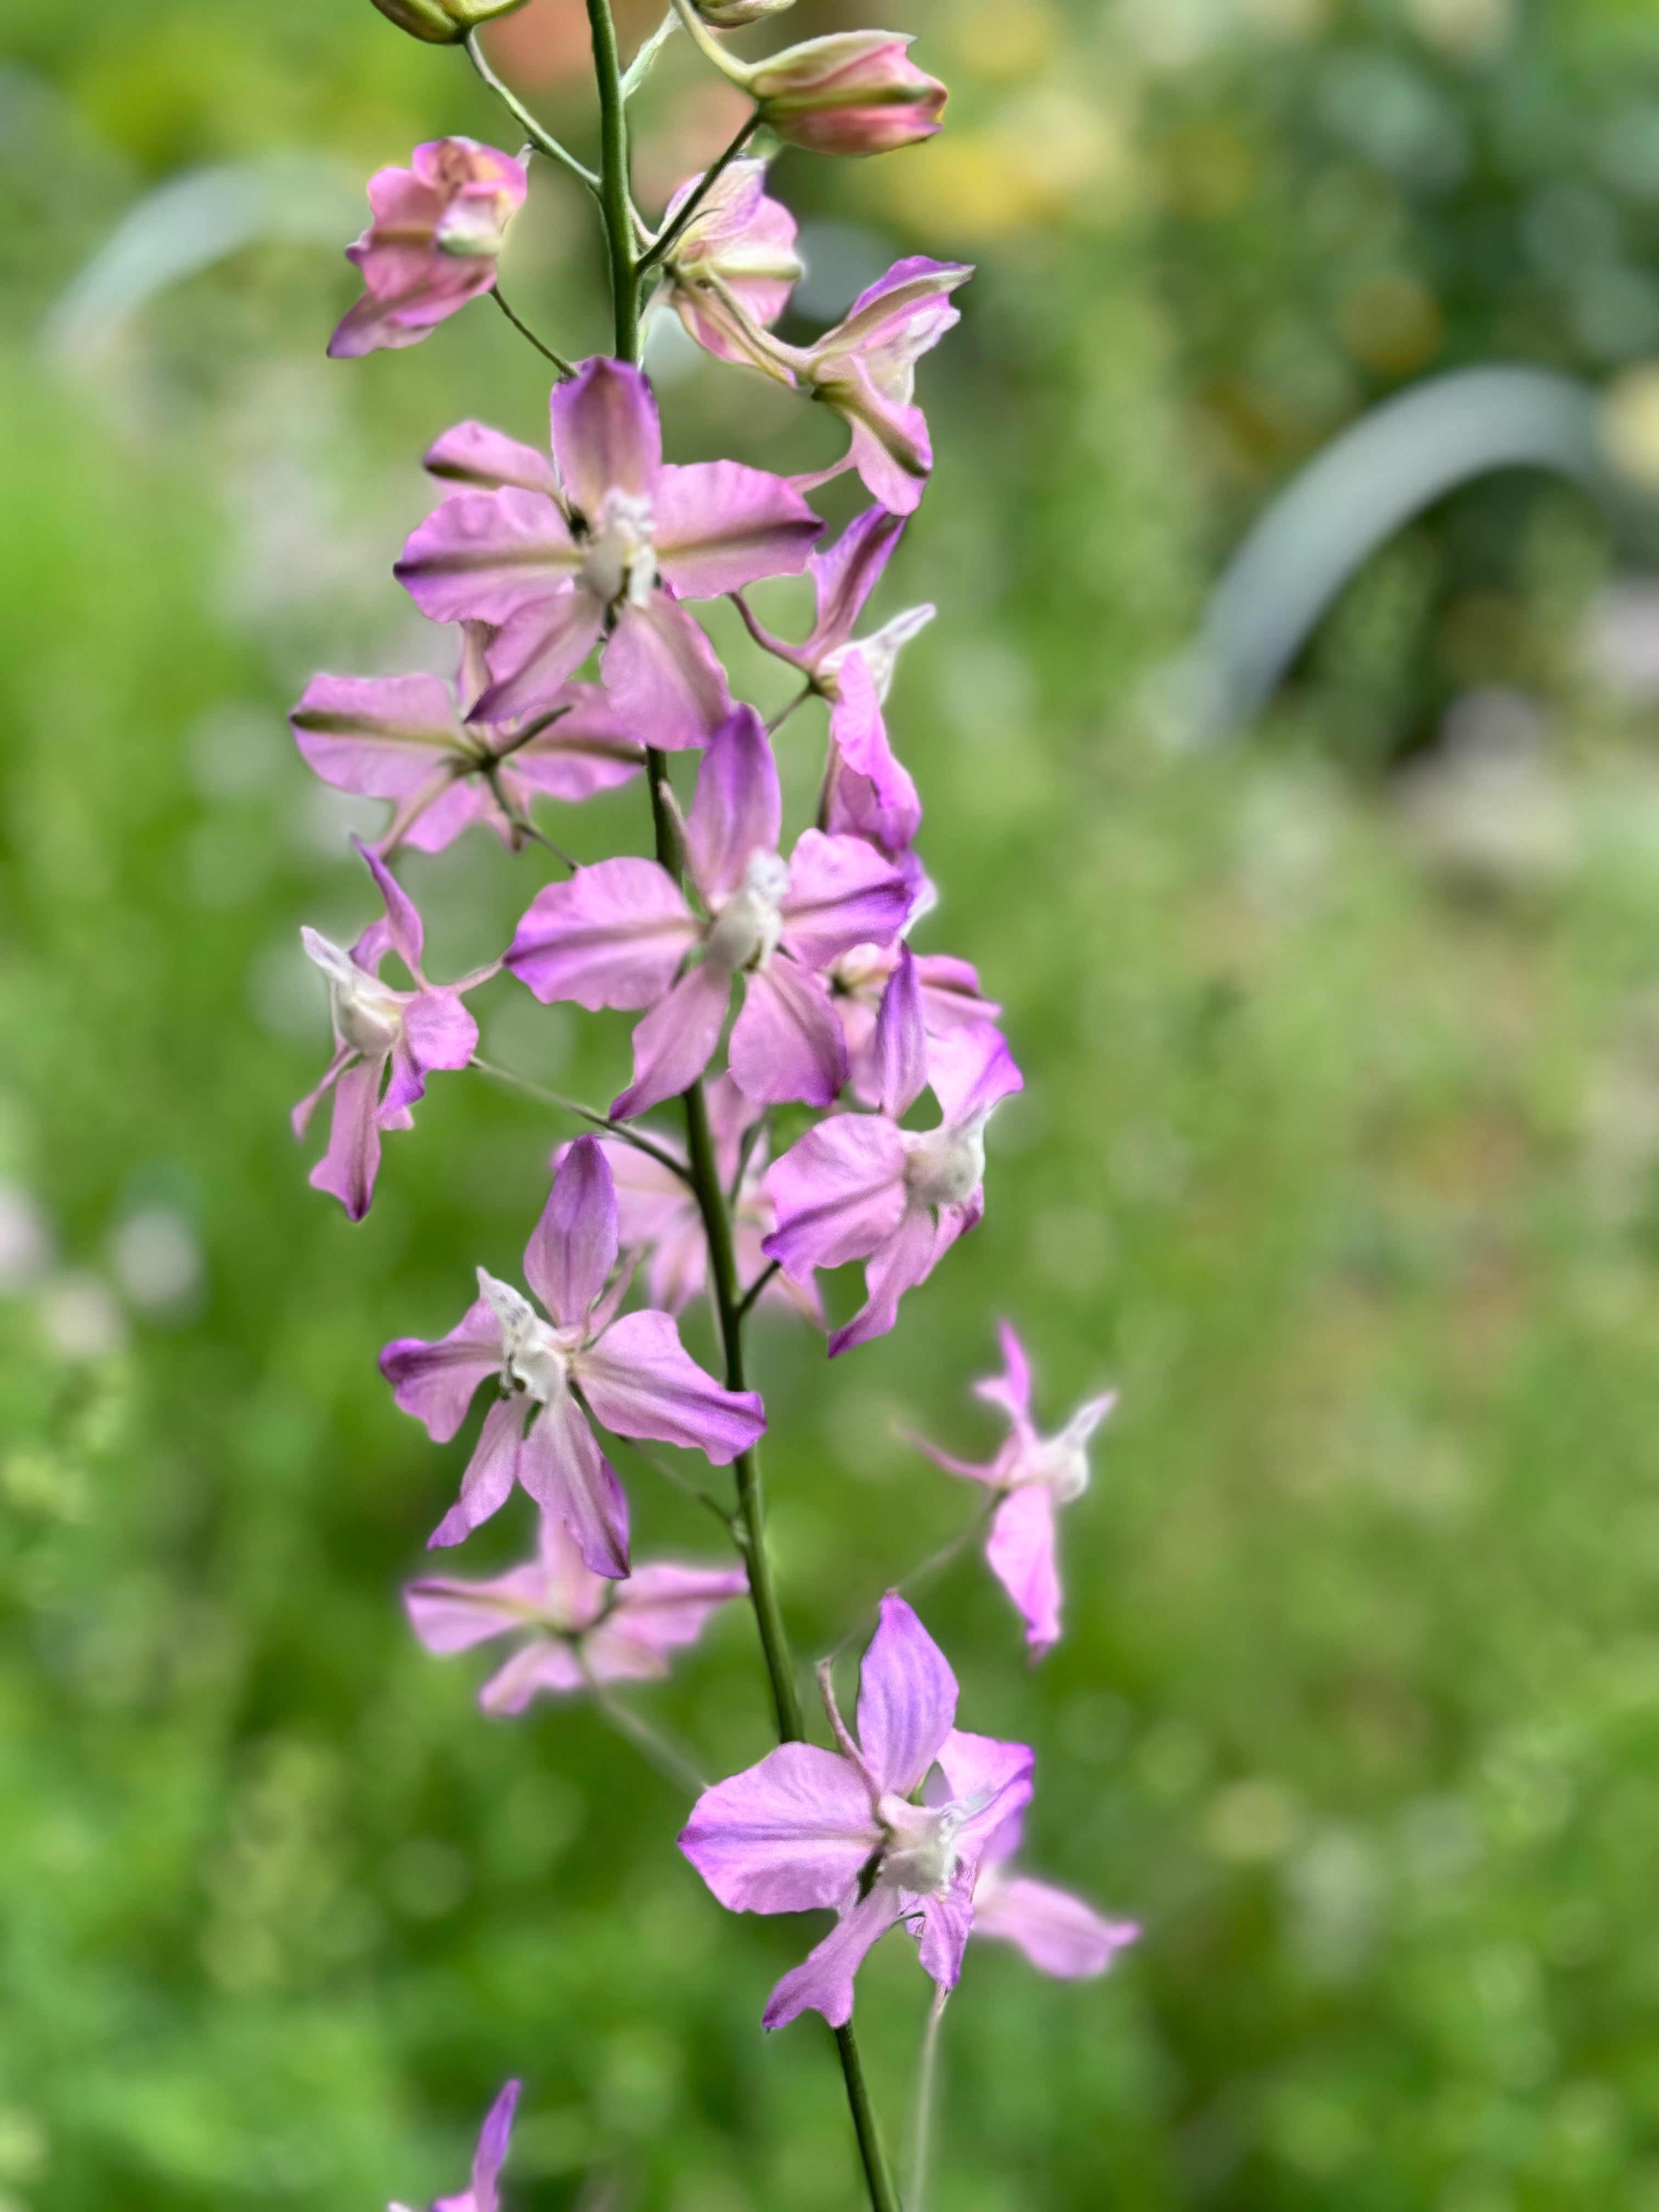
[1600, 363, 1659, 492]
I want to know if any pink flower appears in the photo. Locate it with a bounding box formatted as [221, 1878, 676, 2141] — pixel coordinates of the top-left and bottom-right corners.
[390, 2080, 518, 2212]
[563, 1075, 821, 1323]
[763, 949, 1022, 1355]
[748, 33, 948, 158]
[970, 1804, 1139, 1978]
[396, 358, 822, 743]
[741, 503, 935, 705]
[912, 1324, 1116, 1658]
[829, 940, 1000, 1106]
[679, 1593, 1031, 2028]
[291, 625, 641, 855]
[798, 259, 971, 515]
[380, 1136, 765, 1572]
[662, 159, 802, 371]
[506, 706, 910, 1120]
[293, 839, 488, 1221]
[329, 138, 527, 359]
[405, 1508, 747, 1714]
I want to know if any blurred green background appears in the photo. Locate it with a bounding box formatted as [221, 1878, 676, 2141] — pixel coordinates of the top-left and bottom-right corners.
[9, 0, 1659, 2205]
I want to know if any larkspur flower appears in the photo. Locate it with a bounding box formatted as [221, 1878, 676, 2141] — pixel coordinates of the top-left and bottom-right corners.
[506, 706, 910, 1120]
[680, 1593, 1032, 2027]
[380, 1135, 765, 1572]
[747, 33, 948, 158]
[562, 1074, 821, 1323]
[738, 503, 935, 708]
[293, 839, 488, 1220]
[390, 2080, 518, 2212]
[405, 1508, 747, 1713]
[911, 1323, 1115, 1656]
[829, 938, 1000, 1105]
[396, 358, 822, 742]
[797, 259, 972, 515]
[764, 947, 1021, 1353]
[291, 625, 640, 855]
[970, 1803, 1139, 1979]
[329, 138, 527, 359]
[661, 159, 802, 371]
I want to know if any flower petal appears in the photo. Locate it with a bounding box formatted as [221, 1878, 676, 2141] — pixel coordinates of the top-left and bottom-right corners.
[479, 1639, 585, 1713]
[474, 590, 606, 724]
[973, 1875, 1139, 1980]
[397, 488, 581, 626]
[518, 1391, 630, 1578]
[425, 420, 562, 496]
[430, 1394, 524, 1548]
[608, 1560, 750, 1661]
[381, 1293, 502, 1440]
[873, 946, 928, 1119]
[781, 828, 910, 970]
[855, 1590, 957, 1797]
[524, 1135, 619, 1329]
[804, 505, 907, 663]
[402, 986, 479, 1078]
[820, 654, 921, 865]
[309, 1056, 384, 1221]
[985, 1484, 1062, 1656]
[507, 857, 696, 1011]
[467, 2079, 520, 2212]
[680, 1742, 878, 1913]
[929, 1020, 1023, 1127]
[509, 682, 644, 802]
[653, 460, 823, 599]
[684, 706, 781, 904]
[576, 1307, 765, 1464]
[729, 960, 848, 1108]
[290, 673, 461, 801]
[403, 1562, 554, 1654]
[976, 1320, 1032, 1426]
[610, 962, 731, 1121]
[762, 1889, 897, 2030]
[601, 593, 731, 752]
[912, 1872, 975, 1994]
[552, 357, 661, 516]
[762, 1113, 907, 1279]
[827, 1197, 941, 1357]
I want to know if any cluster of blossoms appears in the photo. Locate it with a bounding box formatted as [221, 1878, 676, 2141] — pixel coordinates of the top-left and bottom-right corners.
[305, 2, 1136, 2203]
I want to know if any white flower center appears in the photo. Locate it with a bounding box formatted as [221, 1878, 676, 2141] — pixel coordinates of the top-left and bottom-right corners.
[902, 1118, 985, 1210]
[302, 930, 404, 1057]
[435, 198, 510, 258]
[1028, 1435, 1091, 1504]
[704, 849, 789, 975]
[874, 1795, 961, 1897]
[584, 489, 658, 610]
[477, 1269, 580, 1402]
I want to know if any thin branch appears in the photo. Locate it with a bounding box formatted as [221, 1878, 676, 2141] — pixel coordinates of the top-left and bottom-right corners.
[470, 1057, 695, 1182]
[728, 1106, 767, 1206]
[667, 0, 755, 84]
[489, 281, 576, 378]
[823, 1497, 1000, 1663]
[735, 1257, 781, 1322]
[464, 30, 601, 195]
[603, 1427, 739, 1536]
[639, 112, 760, 275]
[583, 1663, 712, 1794]
[908, 1984, 950, 2212]
[620, 7, 679, 98]
[766, 682, 813, 737]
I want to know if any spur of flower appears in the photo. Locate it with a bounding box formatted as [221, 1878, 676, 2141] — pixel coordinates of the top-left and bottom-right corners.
[329, 137, 527, 359]
[566, 1075, 821, 1323]
[291, 624, 641, 855]
[680, 1593, 1031, 2027]
[911, 1323, 1115, 1657]
[405, 1508, 747, 1714]
[396, 357, 822, 743]
[764, 947, 1022, 1353]
[294, 838, 490, 1221]
[390, 2078, 518, 2212]
[506, 704, 911, 1119]
[380, 1135, 765, 1572]
[970, 1803, 1139, 1980]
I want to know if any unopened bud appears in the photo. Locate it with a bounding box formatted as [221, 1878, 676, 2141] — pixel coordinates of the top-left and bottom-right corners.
[748, 31, 947, 157]
[695, 0, 796, 24]
[369, 0, 532, 43]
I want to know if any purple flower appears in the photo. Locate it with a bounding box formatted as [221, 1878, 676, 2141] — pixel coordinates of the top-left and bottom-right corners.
[390, 2079, 518, 2212]
[380, 1136, 765, 1573]
[741, 504, 935, 704]
[405, 1508, 747, 1713]
[564, 1075, 821, 1324]
[679, 1593, 1031, 2028]
[396, 359, 822, 742]
[293, 839, 487, 1221]
[662, 159, 802, 372]
[971, 1804, 1139, 1979]
[829, 940, 1000, 1106]
[747, 34, 949, 159]
[329, 138, 527, 360]
[763, 949, 1022, 1354]
[911, 1323, 1115, 1656]
[506, 706, 910, 1120]
[799, 261, 971, 515]
[291, 625, 641, 855]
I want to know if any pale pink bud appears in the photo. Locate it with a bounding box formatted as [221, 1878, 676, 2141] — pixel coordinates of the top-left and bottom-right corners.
[369, 0, 531, 42]
[748, 32, 947, 157]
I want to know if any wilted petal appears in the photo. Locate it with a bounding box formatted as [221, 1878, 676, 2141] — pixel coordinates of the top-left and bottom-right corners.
[680, 1742, 878, 1912]
[986, 1485, 1062, 1656]
[685, 707, 781, 904]
[577, 1307, 765, 1463]
[475, 589, 606, 724]
[855, 1591, 957, 1797]
[311, 1056, 384, 1220]
[654, 461, 823, 600]
[827, 1197, 940, 1357]
[763, 1889, 896, 2030]
[397, 488, 581, 626]
[602, 593, 731, 752]
[518, 1391, 630, 1578]
[973, 1875, 1139, 1979]
[507, 858, 697, 1011]
[381, 1293, 501, 1440]
[611, 962, 731, 1121]
[425, 420, 562, 495]
[780, 828, 909, 969]
[552, 358, 662, 516]
[524, 1135, 620, 1328]
[430, 1394, 524, 1548]
[729, 959, 848, 1108]
[763, 1113, 906, 1279]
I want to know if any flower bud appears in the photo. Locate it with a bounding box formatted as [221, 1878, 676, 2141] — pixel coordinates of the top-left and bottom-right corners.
[369, 0, 532, 43]
[748, 32, 947, 157]
[695, 0, 796, 24]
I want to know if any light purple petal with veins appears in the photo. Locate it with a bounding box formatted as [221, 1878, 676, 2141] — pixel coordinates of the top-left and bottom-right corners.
[763, 1889, 897, 2030]
[601, 592, 732, 752]
[780, 829, 909, 971]
[730, 960, 848, 1108]
[403, 1564, 549, 1655]
[822, 653, 921, 863]
[517, 1390, 630, 1578]
[430, 1395, 524, 1548]
[523, 1133, 619, 1328]
[610, 1561, 749, 1658]
[913, 1874, 975, 1993]
[929, 1021, 1023, 1126]
[400, 986, 479, 1079]
[653, 461, 823, 599]
[507, 858, 696, 1011]
[762, 1113, 907, 1279]
[805, 506, 907, 664]
[874, 947, 928, 1119]
[482, 1641, 586, 1712]
[424, 420, 562, 496]
[975, 1318, 1033, 1428]
[827, 1197, 941, 1356]
[986, 1485, 1062, 1655]
[356, 837, 424, 970]
[611, 962, 731, 1121]
[311, 1058, 383, 1221]
[474, 589, 606, 725]
[444, 2079, 518, 2212]
[855, 1591, 957, 1796]
[381, 1293, 500, 1440]
[397, 488, 581, 626]
[511, 684, 642, 802]
[679, 1742, 878, 1914]
[972, 1874, 1139, 1979]
[290, 672, 460, 801]
[932, 1728, 1036, 1855]
[577, 1307, 764, 1463]
[685, 708, 780, 903]
[552, 357, 661, 515]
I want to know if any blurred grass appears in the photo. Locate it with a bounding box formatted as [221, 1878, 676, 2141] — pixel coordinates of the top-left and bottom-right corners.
[9, 1, 1659, 2209]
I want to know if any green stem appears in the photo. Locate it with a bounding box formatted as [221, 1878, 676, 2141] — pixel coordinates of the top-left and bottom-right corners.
[584, 0, 641, 364]
[638, 113, 760, 275]
[489, 281, 575, 378]
[463, 30, 601, 195]
[838, 2025, 904, 2212]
